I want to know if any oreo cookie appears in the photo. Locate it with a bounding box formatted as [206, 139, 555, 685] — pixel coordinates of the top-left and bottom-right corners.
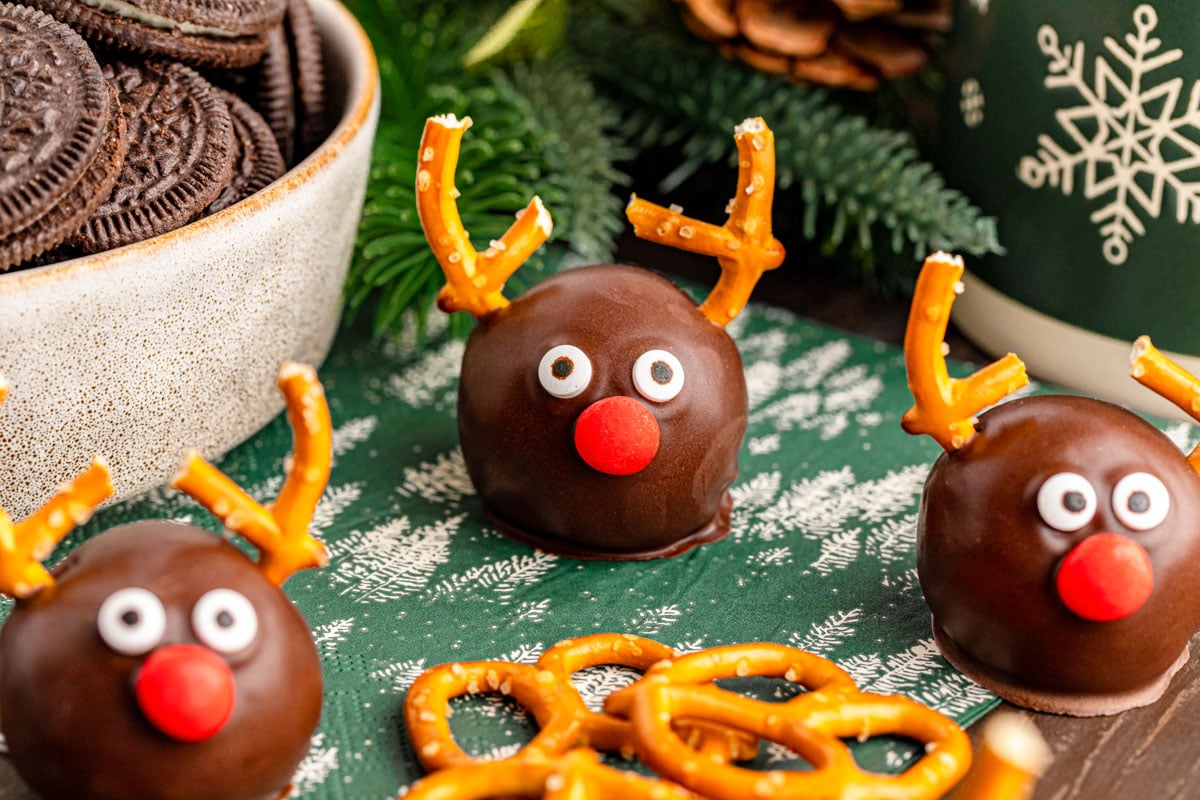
[1, 3, 127, 270]
[212, 0, 325, 166]
[72, 59, 235, 253]
[205, 88, 285, 214]
[285, 0, 325, 160]
[24, 0, 285, 68]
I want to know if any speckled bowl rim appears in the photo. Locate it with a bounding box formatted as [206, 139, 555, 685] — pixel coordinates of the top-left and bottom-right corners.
[0, 0, 379, 295]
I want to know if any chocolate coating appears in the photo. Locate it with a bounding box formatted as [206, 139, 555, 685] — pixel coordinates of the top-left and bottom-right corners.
[0, 521, 323, 800]
[458, 263, 748, 559]
[918, 395, 1200, 714]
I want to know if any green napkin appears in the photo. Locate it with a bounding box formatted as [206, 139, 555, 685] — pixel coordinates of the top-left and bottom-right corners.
[9, 298, 1017, 796]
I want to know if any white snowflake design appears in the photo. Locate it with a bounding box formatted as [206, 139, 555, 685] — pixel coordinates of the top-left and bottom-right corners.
[1018, 5, 1200, 265]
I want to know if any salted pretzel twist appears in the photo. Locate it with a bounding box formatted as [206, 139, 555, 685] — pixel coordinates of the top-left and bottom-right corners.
[606, 643, 971, 800]
[399, 636, 1000, 800]
[404, 633, 752, 771]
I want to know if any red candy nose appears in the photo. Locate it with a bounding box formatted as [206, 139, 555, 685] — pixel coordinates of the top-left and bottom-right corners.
[134, 643, 236, 742]
[574, 395, 660, 475]
[1056, 533, 1154, 622]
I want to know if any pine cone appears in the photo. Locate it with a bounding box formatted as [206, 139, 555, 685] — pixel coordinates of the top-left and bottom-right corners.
[678, 0, 951, 90]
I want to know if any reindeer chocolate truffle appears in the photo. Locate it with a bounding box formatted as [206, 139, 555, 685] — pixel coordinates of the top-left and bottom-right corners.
[416, 114, 785, 559]
[0, 364, 332, 800]
[902, 254, 1200, 716]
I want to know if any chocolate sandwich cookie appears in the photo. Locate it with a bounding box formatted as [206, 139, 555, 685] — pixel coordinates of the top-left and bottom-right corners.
[213, 24, 293, 163]
[25, 0, 285, 68]
[285, 0, 326, 160]
[72, 60, 235, 253]
[205, 88, 285, 214]
[213, 0, 325, 166]
[1, 3, 127, 270]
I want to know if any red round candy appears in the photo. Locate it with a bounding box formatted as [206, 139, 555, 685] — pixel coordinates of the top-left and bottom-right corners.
[1055, 532, 1154, 622]
[573, 395, 661, 475]
[134, 643, 236, 742]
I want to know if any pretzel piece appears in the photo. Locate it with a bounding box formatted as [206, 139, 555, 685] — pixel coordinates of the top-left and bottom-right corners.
[626, 117, 785, 327]
[0, 457, 114, 599]
[606, 643, 971, 800]
[949, 713, 1050, 800]
[405, 633, 745, 771]
[400, 749, 701, 800]
[417, 114, 554, 318]
[901, 253, 1028, 451]
[1130, 336, 1200, 472]
[171, 362, 330, 586]
[404, 659, 577, 770]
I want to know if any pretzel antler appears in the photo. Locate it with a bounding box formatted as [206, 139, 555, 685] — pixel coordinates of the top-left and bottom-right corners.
[416, 113, 554, 318]
[1130, 336, 1200, 473]
[901, 253, 1029, 451]
[626, 117, 785, 327]
[171, 363, 330, 586]
[0, 373, 114, 599]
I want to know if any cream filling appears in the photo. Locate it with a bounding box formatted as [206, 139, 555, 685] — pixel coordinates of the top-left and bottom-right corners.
[83, 0, 242, 38]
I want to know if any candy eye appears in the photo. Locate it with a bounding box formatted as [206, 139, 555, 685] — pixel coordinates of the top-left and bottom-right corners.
[192, 588, 259, 654]
[97, 587, 167, 656]
[632, 349, 685, 403]
[538, 345, 592, 399]
[1037, 472, 1097, 532]
[1112, 472, 1170, 531]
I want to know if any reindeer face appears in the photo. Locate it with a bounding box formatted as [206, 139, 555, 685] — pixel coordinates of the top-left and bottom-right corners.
[0, 362, 330, 799]
[458, 264, 748, 559]
[417, 115, 784, 560]
[918, 395, 1200, 704]
[0, 521, 323, 800]
[903, 254, 1200, 714]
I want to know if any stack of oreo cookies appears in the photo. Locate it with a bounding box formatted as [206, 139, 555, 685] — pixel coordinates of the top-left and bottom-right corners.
[0, 0, 326, 272]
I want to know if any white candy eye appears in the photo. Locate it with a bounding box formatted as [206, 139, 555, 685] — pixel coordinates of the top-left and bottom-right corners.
[97, 587, 167, 656]
[632, 349, 685, 403]
[538, 345, 592, 399]
[1112, 472, 1170, 531]
[191, 589, 259, 654]
[1037, 472, 1097, 532]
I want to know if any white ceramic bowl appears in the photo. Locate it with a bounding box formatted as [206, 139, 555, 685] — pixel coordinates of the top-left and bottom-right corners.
[0, 0, 380, 518]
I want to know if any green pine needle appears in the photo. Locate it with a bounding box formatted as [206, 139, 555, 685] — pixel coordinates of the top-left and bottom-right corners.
[341, 0, 627, 336]
[571, 2, 1002, 288]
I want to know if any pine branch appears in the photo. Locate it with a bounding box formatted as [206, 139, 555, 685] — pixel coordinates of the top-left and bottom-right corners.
[571, 4, 1002, 287]
[341, 0, 628, 336]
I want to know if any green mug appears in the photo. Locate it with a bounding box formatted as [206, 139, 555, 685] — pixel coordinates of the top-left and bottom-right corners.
[935, 1, 1200, 416]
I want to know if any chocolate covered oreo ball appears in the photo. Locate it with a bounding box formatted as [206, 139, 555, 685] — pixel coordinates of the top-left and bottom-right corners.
[459, 263, 748, 559]
[416, 114, 785, 559]
[0, 522, 323, 800]
[0, 362, 331, 799]
[903, 254, 1200, 716]
[918, 395, 1200, 715]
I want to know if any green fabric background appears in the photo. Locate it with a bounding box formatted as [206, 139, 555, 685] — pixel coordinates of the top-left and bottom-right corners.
[10, 294, 1129, 797]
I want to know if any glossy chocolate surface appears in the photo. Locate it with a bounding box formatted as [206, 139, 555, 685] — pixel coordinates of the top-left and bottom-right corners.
[0, 521, 322, 800]
[458, 263, 748, 559]
[918, 395, 1200, 707]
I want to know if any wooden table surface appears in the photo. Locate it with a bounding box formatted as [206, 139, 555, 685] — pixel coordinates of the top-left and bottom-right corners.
[2, 246, 1198, 798]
